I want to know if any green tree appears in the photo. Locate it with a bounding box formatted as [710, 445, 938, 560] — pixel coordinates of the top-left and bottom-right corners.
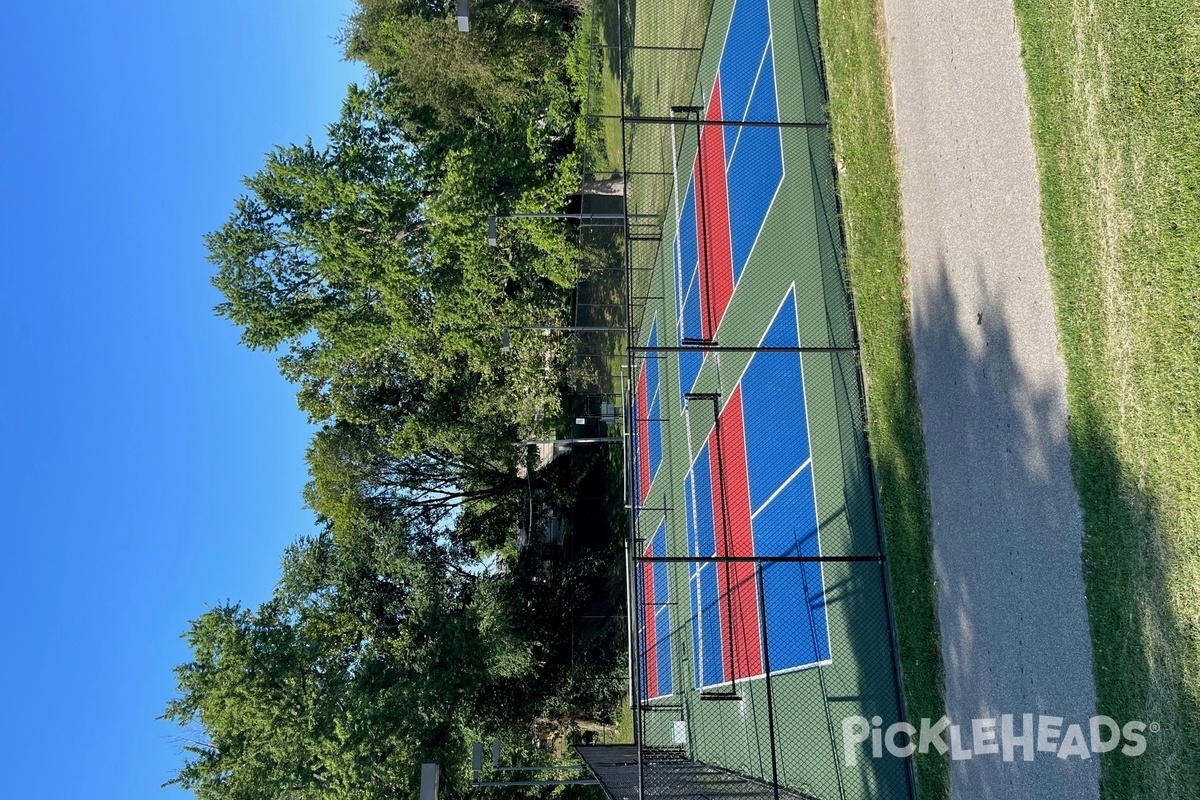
[182, 3, 630, 794]
[342, 1, 577, 140]
[163, 525, 527, 799]
[207, 83, 430, 355]
[303, 420, 583, 550]
[208, 79, 581, 439]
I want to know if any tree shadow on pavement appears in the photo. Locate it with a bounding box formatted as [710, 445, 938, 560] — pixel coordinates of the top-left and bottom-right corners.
[911, 257, 1101, 799]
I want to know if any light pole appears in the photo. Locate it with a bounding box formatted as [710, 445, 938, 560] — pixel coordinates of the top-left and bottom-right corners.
[420, 763, 440, 800]
[501, 324, 624, 352]
[487, 212, 631, 246]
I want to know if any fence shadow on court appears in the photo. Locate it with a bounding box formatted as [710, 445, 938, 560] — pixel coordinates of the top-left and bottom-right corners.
[584, 0, 919, 797]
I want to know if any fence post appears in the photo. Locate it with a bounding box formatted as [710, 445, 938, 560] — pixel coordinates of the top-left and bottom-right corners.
[755, 562, 781, 800]
[799, 552, 848, 800]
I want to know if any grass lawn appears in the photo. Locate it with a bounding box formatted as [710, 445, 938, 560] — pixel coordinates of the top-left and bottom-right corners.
[588, 0, 709, 181]
[1014, 1, 1200, 796]
[587, 0, 625, 174]
[618, 0, 710, 237]
[817, 1, 948, 797]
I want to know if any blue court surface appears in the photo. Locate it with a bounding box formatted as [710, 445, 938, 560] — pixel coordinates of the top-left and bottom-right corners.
[633, 319, 663, 506]
[638, 520, 673, 700]
[674, 0, 784, 405]
[684, 288, 831, 691]
[633, 0, 833, 696]
[624, 0, 913, 795]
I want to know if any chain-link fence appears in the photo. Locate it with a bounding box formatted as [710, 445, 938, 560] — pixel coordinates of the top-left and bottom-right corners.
[625, 347, 912, 799]
[570, 0, 918, 797]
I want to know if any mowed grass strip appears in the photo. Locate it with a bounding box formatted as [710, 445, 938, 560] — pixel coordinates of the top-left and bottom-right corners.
[1014, 1, 1200, 797]
[817, 1, 948, 798]
[621, 0, 710, 234]
[617, 0, 710, 322]
[590, 0, 625, 173]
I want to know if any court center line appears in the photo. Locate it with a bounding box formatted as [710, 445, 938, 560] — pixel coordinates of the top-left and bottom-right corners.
[726, 37, 773, 169]
[750, 459, 811, 522]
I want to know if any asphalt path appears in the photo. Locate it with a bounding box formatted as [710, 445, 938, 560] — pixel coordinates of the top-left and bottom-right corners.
[878, 1, 1100, 797]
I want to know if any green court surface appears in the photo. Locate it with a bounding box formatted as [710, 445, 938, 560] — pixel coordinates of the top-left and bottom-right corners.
[622, 0, 914, 797]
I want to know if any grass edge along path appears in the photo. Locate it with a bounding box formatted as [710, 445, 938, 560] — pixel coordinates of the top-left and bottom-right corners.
[817, 0, 949, 797]
[1014, 1, 1200, 797]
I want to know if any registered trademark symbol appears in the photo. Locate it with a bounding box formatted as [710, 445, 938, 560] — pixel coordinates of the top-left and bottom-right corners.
[1149, 722, 1161, 734]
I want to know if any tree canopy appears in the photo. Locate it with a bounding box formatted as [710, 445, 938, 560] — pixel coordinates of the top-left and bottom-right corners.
[168, 1, 626, 795]
[164, 511, 620, 798]
[163, 525, 527, 799]
[206, 73, 583, 437]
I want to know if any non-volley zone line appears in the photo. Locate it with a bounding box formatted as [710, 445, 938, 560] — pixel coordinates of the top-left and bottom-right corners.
[675, 0, 784, 407]
[633, 318, 663, 507]
[685, 287, 831, 691]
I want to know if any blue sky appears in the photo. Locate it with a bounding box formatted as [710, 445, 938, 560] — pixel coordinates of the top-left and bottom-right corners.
[0, 2, 365, 796]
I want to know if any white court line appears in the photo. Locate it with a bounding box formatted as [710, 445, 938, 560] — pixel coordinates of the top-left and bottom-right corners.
[694, 659, 835, 693]
[719, 285, 833, 670]
[676, 227, 701, 354]
[727, 36, 785, 285]
[683, 27, 774, 344]
[726, 38, 773, 169]
[670, 122, 685, 337]
[750, 458, 811, 521]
